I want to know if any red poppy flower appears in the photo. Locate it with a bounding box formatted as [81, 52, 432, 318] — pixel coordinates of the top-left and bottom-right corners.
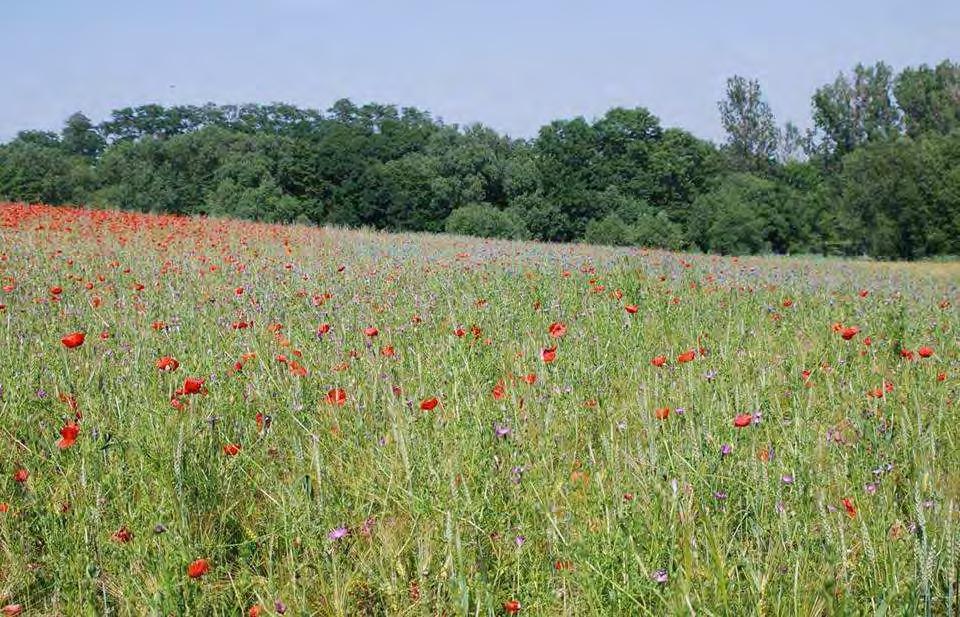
[12, 468, 28, 483]
[187, 558, 210, 579]
[548, 322, 567, 338]
[840, 326, 859, 340]
[733, 414, 752, 428]
[112, 526, 133, 543]
[317, 323, 331, 335]
[1, 604, 23, 616]
[326, 388, 347, 406]
[541, 346, 557, 363]
[453, 326, 465, 337]
[624, 305, 638, 314]
[50, 285, 63, 295]
[492, 382, 506, 400]
[61, 331, 85, 348]
[288, 361, 308, 377]
[650, 355, 667, 367]
[381, 345, 396, 357]
[156, 356, 180, 372]
[900, 349, 915, 360]
[248, 605, 263, 617]
[842, 497, 856, 518]
[419, 397, 439, 411]
[677, 350, 696, 363]
[57, 422, 80, 449]
[918, 346, 934, 358]
[182, 377, 204, 395]
[937, 372, 947, 382]
[222, 444, 241, 456]
[363, 326, 379, 337]
[655, 407, 670, 420]
[522, 373, 537, 385]
[503, 600, 521, 615]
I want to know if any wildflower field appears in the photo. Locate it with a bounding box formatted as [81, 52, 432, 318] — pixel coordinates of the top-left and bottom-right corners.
[0, 203, 958, 616]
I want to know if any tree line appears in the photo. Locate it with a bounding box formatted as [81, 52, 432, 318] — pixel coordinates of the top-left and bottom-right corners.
[1, 59, 959, 259]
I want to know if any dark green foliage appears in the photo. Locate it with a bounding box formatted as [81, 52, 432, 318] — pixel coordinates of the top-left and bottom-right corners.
[0, 141, 93, 204]
[689, 174, 778, 254]
[834, 132, 960, 259]
[61, 112, 105, 158]
[1, 57, 959, 258]
[444, 203, 527, 240]
[505, 194, 571, 242]
[894, 61, 960, 138]
[584, 214, 634, 246]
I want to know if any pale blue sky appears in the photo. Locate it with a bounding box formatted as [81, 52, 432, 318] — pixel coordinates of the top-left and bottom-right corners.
[2, 0, 958, 143]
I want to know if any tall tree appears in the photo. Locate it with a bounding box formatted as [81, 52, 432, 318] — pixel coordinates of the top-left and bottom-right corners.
[718, 76, 778, 171]
[61, 112, 105, 157]
[811, 62, 900, 159]
[894, 60, 960, 138]
[776, 121, 805, 163]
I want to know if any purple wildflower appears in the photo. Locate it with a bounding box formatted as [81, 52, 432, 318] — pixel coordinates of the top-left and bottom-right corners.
[327, 526, 349, 541]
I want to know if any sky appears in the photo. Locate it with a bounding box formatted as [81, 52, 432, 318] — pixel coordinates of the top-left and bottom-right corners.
[2, 0, 958, 143]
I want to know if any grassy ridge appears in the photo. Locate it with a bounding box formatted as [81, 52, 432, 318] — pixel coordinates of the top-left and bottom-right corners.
[0, 204, 957, 615]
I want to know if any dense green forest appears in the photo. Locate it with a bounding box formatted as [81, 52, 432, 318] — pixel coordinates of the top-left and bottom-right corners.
[2, 59, 959, 258]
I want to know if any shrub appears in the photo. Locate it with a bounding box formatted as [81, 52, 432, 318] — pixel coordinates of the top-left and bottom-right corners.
[444, 203, 528, 240]
[584, 214, 634, 246]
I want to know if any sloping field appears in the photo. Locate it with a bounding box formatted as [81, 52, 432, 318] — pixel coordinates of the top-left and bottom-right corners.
[0, 203, 957, 615]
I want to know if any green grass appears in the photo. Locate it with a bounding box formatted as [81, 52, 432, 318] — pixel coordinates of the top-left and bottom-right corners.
[0, 204, 957, 615]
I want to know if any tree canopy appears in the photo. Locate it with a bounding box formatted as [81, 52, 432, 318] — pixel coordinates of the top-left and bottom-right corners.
[2, 59, 959, 259]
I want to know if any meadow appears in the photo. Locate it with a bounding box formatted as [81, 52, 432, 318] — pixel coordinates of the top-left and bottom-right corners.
[0, 203, 957, 616]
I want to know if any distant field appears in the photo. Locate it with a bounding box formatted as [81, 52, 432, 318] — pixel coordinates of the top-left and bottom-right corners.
[0, 203, 957, 615]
